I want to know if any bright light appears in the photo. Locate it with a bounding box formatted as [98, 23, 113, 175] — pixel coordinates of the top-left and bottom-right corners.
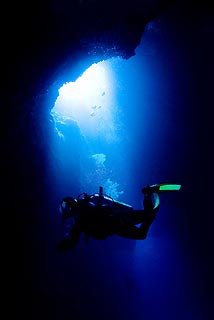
[50, 57, 126, 197]
[51, 60, 117, 140]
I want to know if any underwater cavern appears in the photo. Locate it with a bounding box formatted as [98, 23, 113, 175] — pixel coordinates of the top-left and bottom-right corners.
[6, 1, 214, 319]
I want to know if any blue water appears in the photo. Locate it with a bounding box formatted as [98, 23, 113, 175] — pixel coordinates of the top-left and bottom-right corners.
[30, 14, 213, 320]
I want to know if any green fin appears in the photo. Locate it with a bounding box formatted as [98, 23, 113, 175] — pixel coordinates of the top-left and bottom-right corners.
[158, 184, 181, 191]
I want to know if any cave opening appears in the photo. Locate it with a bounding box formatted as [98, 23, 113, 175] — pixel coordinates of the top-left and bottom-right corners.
[50, 57, 130, 204]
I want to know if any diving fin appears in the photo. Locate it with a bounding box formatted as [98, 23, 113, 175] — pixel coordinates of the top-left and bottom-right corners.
[142, 183, 181, 194]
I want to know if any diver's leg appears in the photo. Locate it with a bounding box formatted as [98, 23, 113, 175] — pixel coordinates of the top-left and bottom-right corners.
[116, 224, 148, 239]
[116, 212, 156, 239]
[143, 192, 160, 211]
[116, 202, 158, 240]
[136, 193, 159, 238]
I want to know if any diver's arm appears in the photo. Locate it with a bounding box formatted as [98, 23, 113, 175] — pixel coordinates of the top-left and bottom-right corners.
[57, 223, 82, 252]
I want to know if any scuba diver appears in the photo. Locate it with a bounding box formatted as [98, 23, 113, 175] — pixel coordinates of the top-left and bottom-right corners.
[57, 183, 181, 252]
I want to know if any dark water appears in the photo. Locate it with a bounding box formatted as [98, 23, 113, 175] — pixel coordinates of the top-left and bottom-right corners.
[16, 9, 213, 320]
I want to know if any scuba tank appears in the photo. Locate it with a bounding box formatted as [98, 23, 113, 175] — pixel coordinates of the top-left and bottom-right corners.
[90, 186, 133, 214]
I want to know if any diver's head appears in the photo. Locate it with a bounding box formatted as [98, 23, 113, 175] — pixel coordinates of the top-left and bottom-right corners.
[59, 197, 78, 221]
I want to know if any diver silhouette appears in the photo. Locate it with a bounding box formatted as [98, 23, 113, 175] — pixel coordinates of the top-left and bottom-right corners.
[57, 183, 181, 252]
